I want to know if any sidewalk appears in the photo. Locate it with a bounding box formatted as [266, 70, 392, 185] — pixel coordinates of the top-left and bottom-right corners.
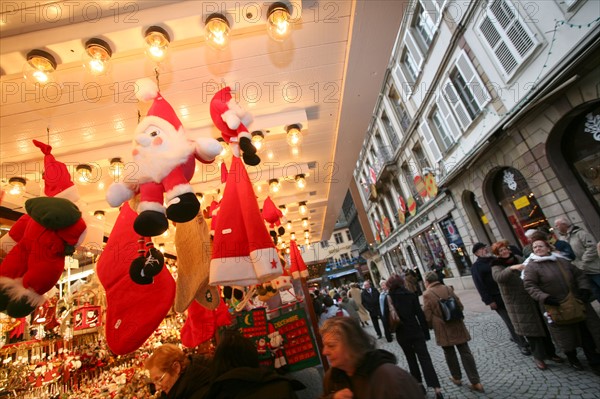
[368, 287, 600, 398]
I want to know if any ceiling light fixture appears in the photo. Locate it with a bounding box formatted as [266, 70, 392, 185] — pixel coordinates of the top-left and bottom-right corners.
[205, 13, 231, 50]
[267, 2, 293, 42]
[290, 232, 296, 240]
[295, 173, 306, 190]
[144, 26, 170, 62]
[279, 205, 288, 216]
[216, 137, 230, 157]
[286, 221, 292, 230]
[304, 230, 310, 239]
[8, 177, 26, 195]
[302, 218, 308, 228]
[159, 243, 165, 253]
[196, 192, 204, 203]
[269, 178, 281, 194]
[286, 124, 302, 147]
[83, 38, 112, 76]
[108, 157, 123, 181]
[251, 131, 264, 151]
[298, 201, 308, 215]
[76, 164, 93, 184]
[94, 210, 105, 220]
[23, 49, 57, 84]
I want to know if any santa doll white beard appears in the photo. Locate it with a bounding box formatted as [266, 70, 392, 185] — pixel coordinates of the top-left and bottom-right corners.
[133, 131, 193, 182]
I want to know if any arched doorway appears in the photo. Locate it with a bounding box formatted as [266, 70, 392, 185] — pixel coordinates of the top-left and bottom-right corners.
[547, 100, 600, 238]
[462, 190, 495, 244]
[489, 167, 551, 246]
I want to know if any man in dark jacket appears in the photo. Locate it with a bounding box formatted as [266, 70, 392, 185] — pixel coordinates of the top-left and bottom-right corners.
[471, 242, 530, 355]
[361, 280, 384, 339]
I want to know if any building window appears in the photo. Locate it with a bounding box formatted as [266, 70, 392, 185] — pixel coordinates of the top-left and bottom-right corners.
[320, 240, 329, 249]
[388, 84, 411, 132]
[402, 49, 419, 82]
[334, 232, 344, 244]
[346, 230, 352, 241]
[478, 0, 539, 79]
[414, 1, 436, 46]
[340, 253, 351, 264]
[380, 110, 400, 148]
[443, 51, 491, 129]
[402, 162, 424, 206]
[430, 108, 454, 152]
[412, 144, 431, 172]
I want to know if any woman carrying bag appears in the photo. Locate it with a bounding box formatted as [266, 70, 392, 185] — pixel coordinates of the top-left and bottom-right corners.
[523, 234, 600, 375]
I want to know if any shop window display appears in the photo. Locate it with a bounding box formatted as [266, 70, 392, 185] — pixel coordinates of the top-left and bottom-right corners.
[413, 227, 452, 278]
[439, 216, 471, 276]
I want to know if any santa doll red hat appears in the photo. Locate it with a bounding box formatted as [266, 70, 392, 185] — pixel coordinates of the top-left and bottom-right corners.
[209, 156, 282, 287]
[289, 240, 309, 279]
[106, 78, 221, 237]
[0, 140, 87, 318]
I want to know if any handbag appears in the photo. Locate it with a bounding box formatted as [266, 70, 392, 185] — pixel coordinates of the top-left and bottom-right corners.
[386, 295, 402, 330]
[431, 287, 464, 322]
[543, 262, 586, 325]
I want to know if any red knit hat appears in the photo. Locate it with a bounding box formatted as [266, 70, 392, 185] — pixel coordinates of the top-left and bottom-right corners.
[32, 140, 79, 201]
[135, 78, 182, 135]
[209, 156, 282, 287]
[262, 196, 283, 228]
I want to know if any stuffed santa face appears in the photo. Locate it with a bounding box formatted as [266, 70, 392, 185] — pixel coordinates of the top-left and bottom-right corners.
[106, 78, 221, 237]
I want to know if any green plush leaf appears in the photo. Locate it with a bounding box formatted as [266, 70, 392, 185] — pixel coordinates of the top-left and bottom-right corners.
[25, 197, 82, 230]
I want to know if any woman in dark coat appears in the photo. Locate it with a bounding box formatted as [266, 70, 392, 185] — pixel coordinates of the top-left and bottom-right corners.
[491, 241, 563, 370]
[145, 343, 212, 399]
[206, 329, 304, 399]
[422, 272, 483, 393]
[523, 236, 600, 374]
[384, 274, 443, 399]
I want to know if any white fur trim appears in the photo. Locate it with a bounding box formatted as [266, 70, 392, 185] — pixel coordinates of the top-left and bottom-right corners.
[209, 257, 260, 287]
[194, 138, 222, 162]
[55, 185, 80, 203]
[251, 247, 283, 283]
[135, 78, 158, 102]
[137, 201, 166, 214]
[0, 277, 46, 307]
[165, 184, 193, 202]
[106, 183, 135, 207]
[222, 109, 241, 130]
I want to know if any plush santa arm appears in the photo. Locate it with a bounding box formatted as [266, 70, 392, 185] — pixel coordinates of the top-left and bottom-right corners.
[192, 137, 222, 164]
[106, 182, 136, 207]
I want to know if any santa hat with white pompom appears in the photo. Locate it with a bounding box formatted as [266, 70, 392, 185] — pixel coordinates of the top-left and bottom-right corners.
[135, 78, 183, 135]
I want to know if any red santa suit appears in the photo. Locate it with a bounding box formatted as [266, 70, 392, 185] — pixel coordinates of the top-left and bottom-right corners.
[0, 140, 87, 318]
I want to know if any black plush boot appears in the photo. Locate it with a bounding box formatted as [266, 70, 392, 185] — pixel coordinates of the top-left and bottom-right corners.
[0, 287, 10, 312]
[166, 192, 199, 223]
[129, 257, 154, 285]
[142, 247, 164, 277]
[239, 136, 260, 165]
[134, 211, 169, 237]
[6, 297, 37, 318]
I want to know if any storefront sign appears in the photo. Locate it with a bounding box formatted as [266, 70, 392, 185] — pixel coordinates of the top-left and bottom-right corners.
[383, 217, 391, 237]
[407, 196, 417, 216]
[414, 175, 427, 198]
[513, 195, 530, 210]
[398, 209, 406, 225]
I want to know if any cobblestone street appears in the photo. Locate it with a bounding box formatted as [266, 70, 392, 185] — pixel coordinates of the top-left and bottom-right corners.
[363, 288, 600, 399]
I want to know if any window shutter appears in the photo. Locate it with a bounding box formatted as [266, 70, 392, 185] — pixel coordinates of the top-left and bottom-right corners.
[404, 30, 424, 69]
[455, 51, 491, 109]
[419, 122, 442, 163]
[437, 93, 462, 140]
[443, 79, 471, 130]
[393, 64, 413, 100]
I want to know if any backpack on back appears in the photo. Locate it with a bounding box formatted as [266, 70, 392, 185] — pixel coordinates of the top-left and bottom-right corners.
[432, 287, 464, 322]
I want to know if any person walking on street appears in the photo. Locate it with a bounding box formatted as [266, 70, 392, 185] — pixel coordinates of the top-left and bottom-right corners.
[385, 274, 444, 399]
[554, 216, 600, 302]
[361, 280, 384, 338]
[471, 242, 531, 355]
[378, 279, 394, 342]
[422, 272, 484, 393]
[339, 290, 361, 325]
[349, 283, 370, 327]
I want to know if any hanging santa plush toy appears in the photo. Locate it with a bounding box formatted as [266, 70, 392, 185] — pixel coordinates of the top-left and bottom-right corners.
[0, 140, 87, 318]
[262, 196, 286, 245]
[210, 86, 260, 166]
[106, 78, 222, 237]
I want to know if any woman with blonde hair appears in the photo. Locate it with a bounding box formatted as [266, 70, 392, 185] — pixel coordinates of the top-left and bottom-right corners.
[145, 343, 212, 399]
[320, 317, 423, 399]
